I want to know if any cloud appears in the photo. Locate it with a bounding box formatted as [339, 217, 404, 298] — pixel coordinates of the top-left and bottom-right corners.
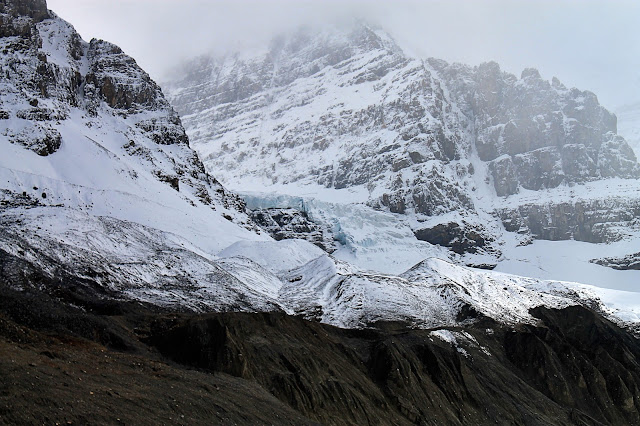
[47, 0, 640, 108]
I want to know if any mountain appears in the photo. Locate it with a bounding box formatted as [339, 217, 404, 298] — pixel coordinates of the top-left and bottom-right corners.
[0, 0, 293, 312]
[4, 0, 635, 337]
[164, 23, 640, 284]
[4, 3, 640, 423]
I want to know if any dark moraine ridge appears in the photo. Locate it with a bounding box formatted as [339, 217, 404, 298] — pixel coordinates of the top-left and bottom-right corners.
[2, 249, 640, 425]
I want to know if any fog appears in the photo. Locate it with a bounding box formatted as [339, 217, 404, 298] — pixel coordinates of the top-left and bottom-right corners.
[47, 0, 640, 109]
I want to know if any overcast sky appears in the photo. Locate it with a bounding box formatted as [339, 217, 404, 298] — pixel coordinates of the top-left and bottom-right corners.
[47, 0, 640, 110]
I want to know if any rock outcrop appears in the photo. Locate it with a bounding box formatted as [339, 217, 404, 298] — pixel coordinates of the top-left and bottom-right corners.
[249, 207, 336, 252]
[591, 252, 640, 270]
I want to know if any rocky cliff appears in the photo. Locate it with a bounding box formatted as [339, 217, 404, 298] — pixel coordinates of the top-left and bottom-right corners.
[165, 24, 640, 261]
[0, 0, 282, 312]
[0, 0, 251, 219]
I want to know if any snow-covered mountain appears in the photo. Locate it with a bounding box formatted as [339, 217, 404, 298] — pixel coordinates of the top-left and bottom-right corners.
[2, 1, 640, 336]
[164, 23, 640, 290]
[5, 5, 640, 423]
[0, 0, 281, 312]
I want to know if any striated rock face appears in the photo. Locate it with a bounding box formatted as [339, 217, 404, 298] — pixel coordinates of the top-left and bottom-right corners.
[165, 24, 474, 219]
[4, 264, 640, 425]
[164, 24, 640, 255]
[444, 63, 638, 196]
[0, 0, 253, 224]
[498, 196, 640, 243]
[147, 306, 640, 425]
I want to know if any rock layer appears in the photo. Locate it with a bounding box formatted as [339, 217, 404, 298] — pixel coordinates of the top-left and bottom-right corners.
[165, 24, 640, 254]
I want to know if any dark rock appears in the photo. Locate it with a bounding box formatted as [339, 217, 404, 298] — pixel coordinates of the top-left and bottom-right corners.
[85, 38, 181, 119]
[466, 263, 497, 270]
[147, 305, 640, 425]
[489, 156, 518, 196]
[249, 208, 336, 253]
[591, 252, 640, 270]
[414, 221, 494, 254]
[10, 125, 61, 156]
[3, 246, 640, 425]
[0, 0, 49, 22]
[154, 172, 179, 191]
[498, 198, 640, 243]
[513, 146, 564, 191]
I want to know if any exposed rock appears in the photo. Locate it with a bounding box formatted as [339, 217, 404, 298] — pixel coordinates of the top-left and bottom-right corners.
[9, 123, 60, 155]
[498, 198, 640, 243]
[591, 252, 640, 270]
[413, 221, 496, 255]
[249, 208, 336, 253]
[0, 0, 49, 23]
[598, 132, 640, 178]
[0, 0, 257, 229]
[5, 254, 640, 426]
[513, 146, 564, 191]
[86, 39, 169, 113]
[489, 155, 518, 196]
[147, 305, 640, 425]
[165, 24, 640, 256]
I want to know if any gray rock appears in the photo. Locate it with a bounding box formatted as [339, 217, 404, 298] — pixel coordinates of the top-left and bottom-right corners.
[591, 253, 640, 270]
[164, 24, 640, 255]
[250, 208, 336, 253]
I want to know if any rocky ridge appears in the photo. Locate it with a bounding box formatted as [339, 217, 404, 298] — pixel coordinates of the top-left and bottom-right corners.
[249, 207, 337, 253]
[0, 0, 252, 221]
[3, 263, 640, 425]
[5, 0, 636, 331]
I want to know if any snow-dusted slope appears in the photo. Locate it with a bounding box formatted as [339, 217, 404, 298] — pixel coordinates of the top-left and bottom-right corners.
[215, 239, 640, 329]
[0, 0, 284, 312]
[3, 2, 640, 334]
[165, 23, 640, 287]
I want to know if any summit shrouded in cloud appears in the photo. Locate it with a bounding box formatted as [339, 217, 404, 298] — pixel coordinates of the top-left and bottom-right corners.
[47, 0, 640, 110]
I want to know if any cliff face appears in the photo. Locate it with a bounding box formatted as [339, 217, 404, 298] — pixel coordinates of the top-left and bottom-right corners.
[0, 0, 283, 313]
[4, 265, 640, 426]
[0, 0, 252, 217]
[165, 24, 640, 255]
[0, 0, 49, 23]
[3, 6, 640, 424]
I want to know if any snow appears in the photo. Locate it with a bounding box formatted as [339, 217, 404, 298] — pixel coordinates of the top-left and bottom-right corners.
[217, 239, 325, 274]
[617, 102, 640, 159]
[4, 11, 640, 335]
[494, 238, 640, 292]
[232, 189, 640, 329]
[0, 110, 266, 255]
[241, 191, 453, 274]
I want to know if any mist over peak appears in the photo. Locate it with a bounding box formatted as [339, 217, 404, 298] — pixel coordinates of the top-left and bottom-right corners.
[46, 0, 640, 110]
